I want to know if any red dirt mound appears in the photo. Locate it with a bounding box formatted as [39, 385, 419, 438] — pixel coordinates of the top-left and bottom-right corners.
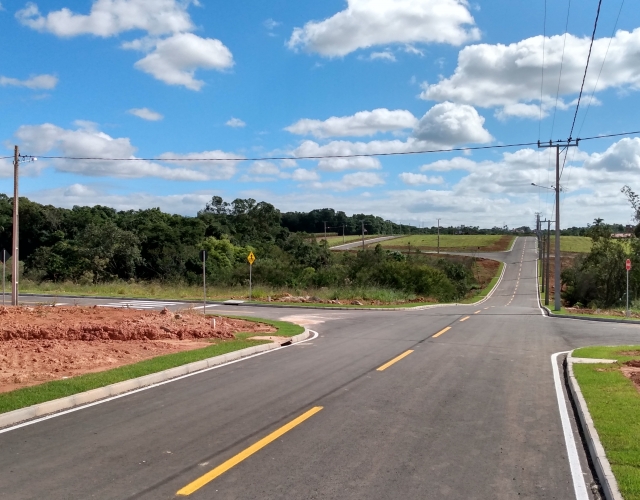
[0, 306, 276, 393]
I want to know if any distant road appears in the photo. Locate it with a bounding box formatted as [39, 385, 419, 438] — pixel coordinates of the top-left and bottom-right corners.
[330, 235, 400, 250]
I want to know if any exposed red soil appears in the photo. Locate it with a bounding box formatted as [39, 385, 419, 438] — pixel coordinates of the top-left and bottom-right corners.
[0, 306, 275, 393]
[621, 361, 640, 393]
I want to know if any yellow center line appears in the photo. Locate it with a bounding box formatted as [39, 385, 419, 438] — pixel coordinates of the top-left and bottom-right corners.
[473, 310, 481, 314]
[432, 326, 451, 338]
[459, 316, 470, 322]
[376, 350, 414, 371]
[176, 407, 323, 496]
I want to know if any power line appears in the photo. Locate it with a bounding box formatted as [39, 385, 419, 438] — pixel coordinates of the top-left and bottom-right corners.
[15, 129, 640, 164]
[577, 0, 625, 138]
[549, 0, 573, 140]
[538, 0, 548, 214]
[566, 0, 603, 142]
[24, 141, 542, 162]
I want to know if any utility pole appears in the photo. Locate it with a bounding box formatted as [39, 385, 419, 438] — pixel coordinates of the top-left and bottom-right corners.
[538, 140, 579, 310]
[11, 145, 19, 307]
[361, 221, 365, 250]
[535, 213, 542, 262]
[541, 219, 553, 303]
[437, 218, 441, 254]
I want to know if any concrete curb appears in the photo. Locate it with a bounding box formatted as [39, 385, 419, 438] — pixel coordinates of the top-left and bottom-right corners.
[0, 329, 311, 430]
[566, 351, 624, 500]
[542, 305, 640, 325]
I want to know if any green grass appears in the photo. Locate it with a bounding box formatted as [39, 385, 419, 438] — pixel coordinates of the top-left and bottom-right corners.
[378, 234, 507, 250]
[0, 316, 301, 415]
[573, 345, 640, 499]
[319, 234, 384, 247]
[548, 236, 593, 253]
[460, 262, 504, 304]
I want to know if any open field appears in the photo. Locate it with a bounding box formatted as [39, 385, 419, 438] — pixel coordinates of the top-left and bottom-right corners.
[378, 234, 514, 252]
[547, 236, 593, 253]
[573, 346, 640, 499]
[317, 234, 383, 247]
[0, 313, 302, 414]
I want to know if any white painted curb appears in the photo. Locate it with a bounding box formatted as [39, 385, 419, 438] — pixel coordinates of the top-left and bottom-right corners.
[566, 351, 624, 500]
[0, 329, 310, 430]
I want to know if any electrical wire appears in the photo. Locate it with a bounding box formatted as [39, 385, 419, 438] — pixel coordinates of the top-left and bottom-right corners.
[566, 0, 603, 142]
[577, 0, 625, 138]
[549, 0, 573, 140]
[538, 0, 548, 214]
[16, 130, 640, 164]
[24, 141, 543, 162]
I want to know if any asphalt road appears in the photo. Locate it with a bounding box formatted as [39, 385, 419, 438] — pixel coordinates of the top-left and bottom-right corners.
[2, 236, 639, 499]
[330, 235, 400, 250]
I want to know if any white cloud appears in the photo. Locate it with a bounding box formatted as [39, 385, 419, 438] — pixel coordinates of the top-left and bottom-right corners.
[287, 0, 480, 57]
[248, 161, 280, 176]
[291, 168, 320, 182]
[264, 18, 280, 30]
[158, 150, 244, 180]
[130, 33, 234, 91]
[338, 171, 384, 189]
[16, 0, 194, 37]
[421, 28, 640, 118]
[583, 138, 640, 173]
[226, 117, 246, 128]
[0, 74, 58, 90]
[17, 1, 233, 90]
[286, 108, 418, 138]
[413, 102, 493, 145]
[14, 122, 241, 181]
[317, 157, 381, 172]
[368, 50, 396, 62]
[398, 173, 444, 185]
[128, 107, 163, 121]
[403, 45, 424, 56]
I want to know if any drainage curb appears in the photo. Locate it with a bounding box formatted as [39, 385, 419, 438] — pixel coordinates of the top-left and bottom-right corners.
[0, 329, 310, 429]
[566, 351, 624, 500]
[542, 306, 640, 325]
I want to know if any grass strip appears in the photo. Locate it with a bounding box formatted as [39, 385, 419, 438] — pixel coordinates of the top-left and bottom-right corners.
[459, 262, 504, 304]
[573, 345, 640, 499]
[0, 316, 301, 415]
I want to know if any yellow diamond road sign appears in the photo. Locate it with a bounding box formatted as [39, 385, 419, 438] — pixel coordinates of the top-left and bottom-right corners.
[247, 252, 255, 265]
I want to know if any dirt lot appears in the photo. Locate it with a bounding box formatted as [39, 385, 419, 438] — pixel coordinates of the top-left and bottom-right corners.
[0, 306, 275, 393]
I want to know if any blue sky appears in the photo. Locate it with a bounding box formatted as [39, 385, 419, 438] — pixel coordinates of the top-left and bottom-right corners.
[1, 0, 640, 228]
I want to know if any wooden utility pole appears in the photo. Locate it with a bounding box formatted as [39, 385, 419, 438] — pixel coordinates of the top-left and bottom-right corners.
[11, 145, 19, 306]
[538, 140, 579, 310]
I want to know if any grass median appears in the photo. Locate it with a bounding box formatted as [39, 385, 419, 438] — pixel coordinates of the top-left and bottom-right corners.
[0, 317, 304, 416]
[573, 346, 640, 499]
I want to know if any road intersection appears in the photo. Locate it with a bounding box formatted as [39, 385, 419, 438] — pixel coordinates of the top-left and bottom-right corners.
[1, 236, 638, 499]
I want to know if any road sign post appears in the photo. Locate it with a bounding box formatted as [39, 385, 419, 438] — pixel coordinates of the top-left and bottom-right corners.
[626, 259, 632, 317]
[247, 252, 255, 301]
[200, 250, 207, 315]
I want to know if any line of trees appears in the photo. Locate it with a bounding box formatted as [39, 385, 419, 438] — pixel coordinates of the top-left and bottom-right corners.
[0, 194, 482, 301]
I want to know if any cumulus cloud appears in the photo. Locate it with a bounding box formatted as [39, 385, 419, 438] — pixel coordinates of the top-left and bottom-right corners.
[14, 122, 242, 181]
[128, 107, 163, 121]
[412, 102, 493, 145]
[287, 0, 479, 57]
[367, 50, 396, 62]
[226, 117, 246, 128]
[291, 168, 320, 182]
[421, 28, 640, 118]
[17, 1, 233, 90]
[16, 0, 194, 37]
[248, 161, 280, 176]
[317, 157, 382, 171]
[398, 173, 444, 185]
[292, 103, 492, 159]
[130, 33, 234, 91]
[286, 108, 418, 138]
[0, 74, 58, 89]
